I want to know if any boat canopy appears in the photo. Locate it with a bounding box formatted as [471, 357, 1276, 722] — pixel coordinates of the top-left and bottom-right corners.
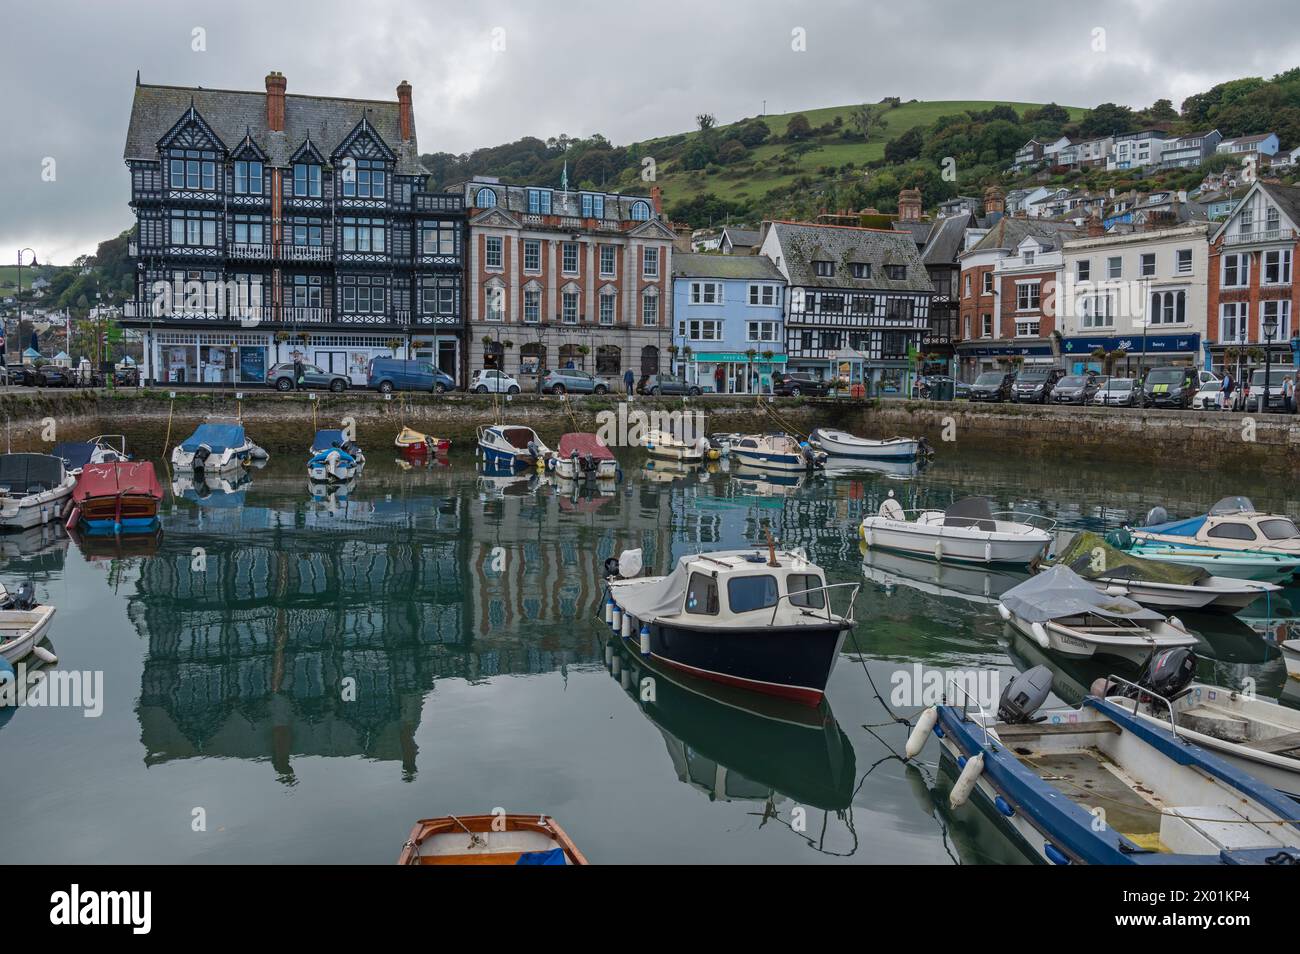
[0, 453, 65, 494]
[1002, 565, 1165, 623]
[311, 429, 346, 453]
[1141, 514, 1207, 537]
[944, 497, 996, 531]
[1209, 496, 1255, 516]
[611, 557, 692, 620]
[491, 425, 540, 450]
[1054, 531, 1206, 585]
[51, 441, 97, 471]
[181, 423, 247, 454]
[73, 462, 163, 503]
[558, 432, 615, 461]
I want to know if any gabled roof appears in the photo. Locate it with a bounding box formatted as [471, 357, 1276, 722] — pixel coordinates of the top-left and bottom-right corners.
[721, 227, 761, 248]
[766, 222, 934, 292]
[1211, 180, 1300, 242]
[961, 218, 1083, 258]
[672, 252, 785, 281]
[920, 214, 972, 265]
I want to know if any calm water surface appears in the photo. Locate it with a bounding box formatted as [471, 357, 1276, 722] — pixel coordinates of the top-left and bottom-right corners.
[2, 447, 1297, 864]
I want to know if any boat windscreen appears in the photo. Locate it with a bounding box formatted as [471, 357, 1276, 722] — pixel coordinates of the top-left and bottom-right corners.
[944, 496, 996, 531]
[0, 454, 65, 494]
[1209, 495, 1255, 515]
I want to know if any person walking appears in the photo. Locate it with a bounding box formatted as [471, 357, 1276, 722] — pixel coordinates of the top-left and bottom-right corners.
[293, 356, 305, 391]
[1285, 374, 1296, 414]
[623, 367, 635, 397]
[1220, 369, 1234, 411]
[714, 365, 726, 395]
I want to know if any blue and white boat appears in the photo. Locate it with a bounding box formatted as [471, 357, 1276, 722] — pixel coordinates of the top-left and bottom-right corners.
[477, 424, 551, 470]
[51, 435, 129, 476]
[307, 429, 364, 482]
[171, 422, 268, 474]
[914, 670, 1300, 865]
[1118, 498, 1300, 582]
[809, 427, 927, 461]
[728, 433, 826, 473]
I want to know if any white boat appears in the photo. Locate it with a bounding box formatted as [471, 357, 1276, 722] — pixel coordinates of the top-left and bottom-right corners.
[640, 428, 707, 464]
[477, 424, 551, 470]
[171, 422, 267, 474]
[1121, 498, 1300, 581]
[0, 454, 77, 530]
[307, 429, 364, 482]
[549, 433, 617, 480]
[728, 433, 825, 473]
[997, 565, 1197, 665]
[51, 435, 129, 476]
[809, 427, 927, 461]
[0, 583, 56, 664]
[1284, 640, 1300, 680]
[860, 494, 1052, 566]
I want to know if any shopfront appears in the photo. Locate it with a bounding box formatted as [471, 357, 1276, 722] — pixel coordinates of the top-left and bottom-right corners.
[956, 343, 1053, 380]
[689, 351, 787, 394]
[1060, 333, 1200, 376]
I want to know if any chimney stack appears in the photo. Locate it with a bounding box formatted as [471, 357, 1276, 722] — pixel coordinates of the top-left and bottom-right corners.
[1087, 209, 1105, 238]
[265, 71, 287, 132]
[983, 185, 1004, 223]
[651, 185, 663, 216]
[897, 187, 923, 222]
[397, 80, 413, 141]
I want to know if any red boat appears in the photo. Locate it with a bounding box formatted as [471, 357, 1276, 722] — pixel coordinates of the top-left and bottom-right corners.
[67, 461, 163, 535]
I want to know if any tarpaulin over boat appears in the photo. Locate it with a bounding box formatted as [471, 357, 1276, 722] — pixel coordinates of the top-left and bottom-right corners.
[944, 496, 996, 531]
[1055, 531, 1206, 585]
[73, 462, 163, 503]
[558, 432, 615, 461]
[610, 554, 694, 619]
[1140, 514, 1208, 537]
[1001, 565, 1165, 623]
[180, 423, 247, 454]
[311, 430, 346, 453]
[0, 453, 65, 494]
[52, 442, 96, 471]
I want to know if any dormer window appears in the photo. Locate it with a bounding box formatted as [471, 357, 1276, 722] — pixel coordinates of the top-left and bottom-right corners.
[293, 163, 321, 198]
[169, 150, 217, 191]
[851, 263, 871, 279]
[813, 260, 835, 278]
[233, 160, 263, 195]
[629, 200, 651, 221]
[342, 158, 385, 199]
[1023, 250, 1035, 265]
[580, 193, 606, 219]
[527, 189, 553, 215]
[475, 187, 497, 208]
[1267, 205, 1280, 232]
[885, 264, 907, 280]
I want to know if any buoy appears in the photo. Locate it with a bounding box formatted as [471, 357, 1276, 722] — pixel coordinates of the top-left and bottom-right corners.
[949, 752, 984, 808]
[604, 596, 614, 624]
[639, 624, 651, 657]
[905, 706, 938, 759]
[32, 645, 57, 664]
[1030, 621, 1050, 649]
[996, 603, 1011, 621]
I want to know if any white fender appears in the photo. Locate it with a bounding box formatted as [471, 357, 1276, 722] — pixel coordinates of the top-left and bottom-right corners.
[1104, 585, 1127, 597]
[996, 603, 1011, 622]
[1030, 621, 1050, 649]
[934, 538, 943, 562]
[949, 752, 985, 809]
[905, 706, 938, 759]
[621, 613, 632, 640]
[611, 605, 623, 632]
[33, 645, 57, 664]
[604, 597, 613, 624]
[639, 624, 651, 656]
[1169, 615, 1186, 633]
[984, 541, 992, 563]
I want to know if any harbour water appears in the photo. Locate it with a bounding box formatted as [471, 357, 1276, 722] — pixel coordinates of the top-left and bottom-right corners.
[1, 448, 1296, 864]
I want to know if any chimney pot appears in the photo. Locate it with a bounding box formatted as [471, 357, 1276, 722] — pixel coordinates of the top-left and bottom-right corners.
[396, 80, 413, 142]
[265, 71, 287, 132]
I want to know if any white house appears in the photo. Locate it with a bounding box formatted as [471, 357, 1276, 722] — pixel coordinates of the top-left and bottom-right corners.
[1217, 133, 1280, 159]
[1108, 131, 1167, 170]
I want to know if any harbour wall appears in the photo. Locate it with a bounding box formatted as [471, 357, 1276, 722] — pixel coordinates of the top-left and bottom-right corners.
[0, 390, 1295, 474]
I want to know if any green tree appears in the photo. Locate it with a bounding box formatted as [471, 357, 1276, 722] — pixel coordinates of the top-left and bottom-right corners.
[785, 113, 813, 141]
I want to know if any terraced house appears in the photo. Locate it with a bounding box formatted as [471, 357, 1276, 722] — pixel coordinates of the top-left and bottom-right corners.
[122, 72, 465, 386]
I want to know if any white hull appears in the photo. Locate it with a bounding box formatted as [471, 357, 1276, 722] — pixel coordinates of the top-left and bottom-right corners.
[1003, 610, 1196, 664]
[308, 453, 362, 483]
[171, 446, 254, 474]
[1091, 574, 1275, 612]
[812, 429, 921, 460]
[860, 515, 1050, 566]
[0, 604, 56, 664]
[552, 457, 617, 480]
[643, 444, 704, 463]
[0, 482, 75, 529]
[729, 449, 808, 472]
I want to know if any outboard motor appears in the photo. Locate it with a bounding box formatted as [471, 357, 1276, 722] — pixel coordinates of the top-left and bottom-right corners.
[997, 665, 1054, 724]
[192, 444, 212, 473]
[582, 453, 595, 475]
[527, 439, 542, 462]
[0, 581, 37, 611]
[1144, 505, 1169, 527]
[1137, 648, 1197, 700]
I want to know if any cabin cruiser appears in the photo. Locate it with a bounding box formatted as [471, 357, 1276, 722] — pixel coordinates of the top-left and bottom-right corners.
[477, 424, 551, 470]
[395, 426, 450, 455]
[602, 542, 858, 706]
[1123, 498, 1300, 579]
[706, 433, 742, 459]
[0, 454, 77, 530]
[171, 422, 267, 474]
[639, 429, 707, 464]
[308, 429, 365, 482]
[727, 433, 826, 473]
[996, 565, 1197, 665]
[51, 435, 129, 476]
[67, 461, 163, 535]
[860, 494, 1052, 566]
[549, 432, 617, 481]
[809, 428, 927, 461]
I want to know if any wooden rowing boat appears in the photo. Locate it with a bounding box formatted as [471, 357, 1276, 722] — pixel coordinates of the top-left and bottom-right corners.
[397, 814, 588, 865]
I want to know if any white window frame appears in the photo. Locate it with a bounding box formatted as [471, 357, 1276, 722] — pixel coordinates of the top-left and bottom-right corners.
[690, 281, 723, 305]
[746, 320, 778, 342]
[1222, 252, 1250, 288]
[485, 236, 503, 271]
[642, 247, 660, 279]
[1220, 301, 1248, 343]
[1016, 281, 1041, 312]
[1263, 249, 1292, 285]
[748, 284, 777, 306]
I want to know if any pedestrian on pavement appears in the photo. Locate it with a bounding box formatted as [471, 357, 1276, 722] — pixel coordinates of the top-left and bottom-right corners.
[1285, 375, 1296, 413]
[293, 357, 305, 391]
[623, 368, 635, 396]
[714, 365, 726, 394]
[1220, 369, 1234, 411]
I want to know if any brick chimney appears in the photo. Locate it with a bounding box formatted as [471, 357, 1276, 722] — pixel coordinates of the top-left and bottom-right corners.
[651, 185, 663, 216]
[396, 80, 413, 141]
[265, 71, 287, 132]
[897, 187, 922, 222]
[983, 185, 1005, 217]
[1087, 209, 1105, 238]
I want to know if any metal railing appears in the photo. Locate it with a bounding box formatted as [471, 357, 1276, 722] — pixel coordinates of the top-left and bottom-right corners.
[883, 506, 1057, 532]
[767, 581, 860, 627]
[1104, 674, 1182, 742]
[1224, 228, 1296, 246]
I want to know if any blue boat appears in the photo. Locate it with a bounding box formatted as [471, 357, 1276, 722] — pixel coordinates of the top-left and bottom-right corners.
[477, 424, 551, 470]
[1117, 497, 1300, 582]
[307, 429, 364, 482]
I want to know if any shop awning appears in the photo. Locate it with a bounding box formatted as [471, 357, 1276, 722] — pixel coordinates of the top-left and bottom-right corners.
[1060, 333, 1199, 355]
[691, 352, 787, 364]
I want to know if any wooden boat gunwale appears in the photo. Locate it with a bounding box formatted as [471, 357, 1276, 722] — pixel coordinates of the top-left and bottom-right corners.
[397, 813, 587, 865]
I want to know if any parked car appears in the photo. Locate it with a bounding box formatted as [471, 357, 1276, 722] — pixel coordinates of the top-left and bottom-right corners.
[367, 357, 456, 394]
[268, 362, 350, 392]
[1093, 377, 1139, 407]
[470, 369, 521, 394]
[36, 366, 75, 388]
[1050, 373, 1104, 405]
[637, 373, 701, 396]
[1139, 366, 1198, 409]
[1244, 367, 1297, 412]
[541, 368, 611, 395]
[1193, 378, 1226, 410]
[1011, 367, 1066, 404]
[6, 365, 39, 387]
[771, 372, 831, 397]
[113, 366, 141, 387]
[967, 370, 1015, 402]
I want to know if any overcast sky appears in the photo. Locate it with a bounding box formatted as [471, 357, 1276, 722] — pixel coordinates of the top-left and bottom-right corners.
[3, 0, 1299, 264]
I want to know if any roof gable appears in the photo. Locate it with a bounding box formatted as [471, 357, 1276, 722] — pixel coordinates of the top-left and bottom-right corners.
[157, 104, 226, 153]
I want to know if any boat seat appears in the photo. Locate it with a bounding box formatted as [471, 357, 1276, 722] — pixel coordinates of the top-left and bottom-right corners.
[418, 851, 526, 865]
[1178, 706, 1249, 744]
[1243, 730, 1300, 757]
[996, 721, 1121, 740]
[1161, 805, 1287, 854]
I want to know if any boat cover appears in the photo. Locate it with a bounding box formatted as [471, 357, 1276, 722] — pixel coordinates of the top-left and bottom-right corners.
[515, 848, 567, 866]
[0, 453, 65, 494]
[311, 430, 346, 453]
[558, 432, 615, 461]
[52, 442, 96, 471]
[1002, 565, 1165, 623]
[1140, 515, 1207, 537]
[181, 423, 247, 454]
[612, 549, 780, 620]
[1054, 531, 1207, 586]
[73, 462, 163, 503]
[944, 497, 996, 531]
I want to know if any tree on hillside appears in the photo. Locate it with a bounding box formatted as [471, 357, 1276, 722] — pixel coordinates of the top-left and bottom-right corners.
[851, 104, 887, 140]
[1144, 98, 1177, 123]
[696, 113, 717, 132]
[1025, 102, 1070, 127]
[884, 126, 925, 163]
[735, 120, 770, 147]
[785, 113, 813, 141]
[1078, 102, 1136, 138]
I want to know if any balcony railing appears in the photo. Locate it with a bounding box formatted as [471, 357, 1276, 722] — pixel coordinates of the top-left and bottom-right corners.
[281, 244, 333, 263]
[1224, 228, 1296, 246]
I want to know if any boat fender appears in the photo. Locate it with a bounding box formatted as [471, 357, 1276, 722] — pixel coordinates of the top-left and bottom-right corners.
[604, 644, 613, 669]
[984, 541, 992, 563]
[1104, 585, 1127, 597]
[604, 557, 621, 578]
[1168, 615, 1186, 633]
[639, 625, 651, 657]
[949, 752, 984, 809]
[32, 645, 57, 664]
[618, 549, 644, 579]
[1043, 843, 1072, 866]
[604, 596, 614, 624]
[620, 613, 632, 640]
[934, 539, 943, 562]
[611, 604, 622, 632]
[1030, 621, 1050, 649]
[996, 603, 1011, 622]
[994, 795, 1015, 818]
[905, 706, 938, 759]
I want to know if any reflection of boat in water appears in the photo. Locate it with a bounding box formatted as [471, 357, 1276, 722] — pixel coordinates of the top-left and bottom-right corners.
[308, 476, 357, 511]
[731, 464, 807, 495]
[475, 468, 549, 498]
[639, 460, 700, 484]
[862, 545, 1030, 606]
[604, 635, 856, 812]
[69, 524, 164, 560]
[822, 458, 921, 480]
[173, 469, 252, 507]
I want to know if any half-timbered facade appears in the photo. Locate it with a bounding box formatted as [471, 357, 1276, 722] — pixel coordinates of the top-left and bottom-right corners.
[758, 221, 934, 392]
[122, 72, 465, 385]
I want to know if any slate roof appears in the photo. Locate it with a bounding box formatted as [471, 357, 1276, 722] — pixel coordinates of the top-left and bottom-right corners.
[920, 214, 973, 265]
[672, 253, 785, 281]
[1258, 181, 1300, 228]
[768, 222, 934, 293]
[962, 218, 1083, 257]
[124, 80, 428, 176]
[722, 227, 761, 248]
[891, 220, 932, 248]
[460, 177, 660, 222]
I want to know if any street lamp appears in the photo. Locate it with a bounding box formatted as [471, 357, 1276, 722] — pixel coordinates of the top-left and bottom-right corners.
[12, 247, 37, 377]
[1263, 312, 1279, 413]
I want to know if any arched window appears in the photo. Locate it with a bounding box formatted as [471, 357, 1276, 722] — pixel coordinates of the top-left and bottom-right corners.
[640, 345, 660, 375]
[596, 345, 621, 375]
[520, 342, 547, 374]
[630, 200, 651, 221]
[476, 187, 498, 208]
[559, 344, 585, 370]
[483, 340, 503, 370]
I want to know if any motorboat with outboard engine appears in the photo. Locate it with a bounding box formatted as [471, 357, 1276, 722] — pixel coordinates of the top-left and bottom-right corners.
[0, 453, 77, 530]
[860, 493, 1052, 565]
[51, 435, 129, 476]
[727, 433, 826, 473]
[308, 429, 365, 482]
[171, 422, 268, 474]
[548, 432, 617, 480]
[1118, 498, 1300, 581]
[395, 426, 450, 455]
[809, 427, 928, 461]
[0, 582, 55, 665]
[639, 429, 707, 464]
[477, 424, 551, 470]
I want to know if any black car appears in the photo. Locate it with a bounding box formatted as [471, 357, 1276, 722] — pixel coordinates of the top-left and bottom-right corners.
[967, 370, 1014, 402]
[36, 366, 75, 388]
[7, 365, 40, 387]
[772, 372, 832, 397]
[1050, 373, 1104, 405]
[1140, 367, 1196, 409]
[1011, 367, 1065, 403]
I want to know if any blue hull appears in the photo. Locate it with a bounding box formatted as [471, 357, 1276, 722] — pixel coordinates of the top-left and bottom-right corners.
[479, 442, 530, 469]
[81, 516, 161, 536]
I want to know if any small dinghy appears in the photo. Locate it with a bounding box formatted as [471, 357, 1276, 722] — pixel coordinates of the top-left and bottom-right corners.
[1098, 648, 1300, 799]
[398, 814, 588, 865]
[171, 422, 267, 474]
[728, 433, 826, 473]
[0, 453, 77, 530]
[603, 539, 859, 706]
[639, 428, 707, 464]
[67, 461, 163, 535]
[861, 494, 1052, 566]
[549, 432, 617, 480]
[1284, 640, 1300, 680]
[918, 666, 1300, 864]
[395, 426, 450, 455]
[809, 427, 928, 461]
[1053, 531, 1278, 612]
[477, 424, 551, 470]
[307, 429, 365, 482]
[0, 582, 56, 665]
[997, 565, 1196, 664]
[52, 435, 129, 476]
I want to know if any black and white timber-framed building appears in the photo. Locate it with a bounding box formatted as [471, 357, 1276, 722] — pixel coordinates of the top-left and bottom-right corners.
[122, 71, 465, 386]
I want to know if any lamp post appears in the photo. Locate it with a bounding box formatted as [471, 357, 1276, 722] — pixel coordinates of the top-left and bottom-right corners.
[1263, 312, 1279, 413]
[12, 247, 37, 379]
